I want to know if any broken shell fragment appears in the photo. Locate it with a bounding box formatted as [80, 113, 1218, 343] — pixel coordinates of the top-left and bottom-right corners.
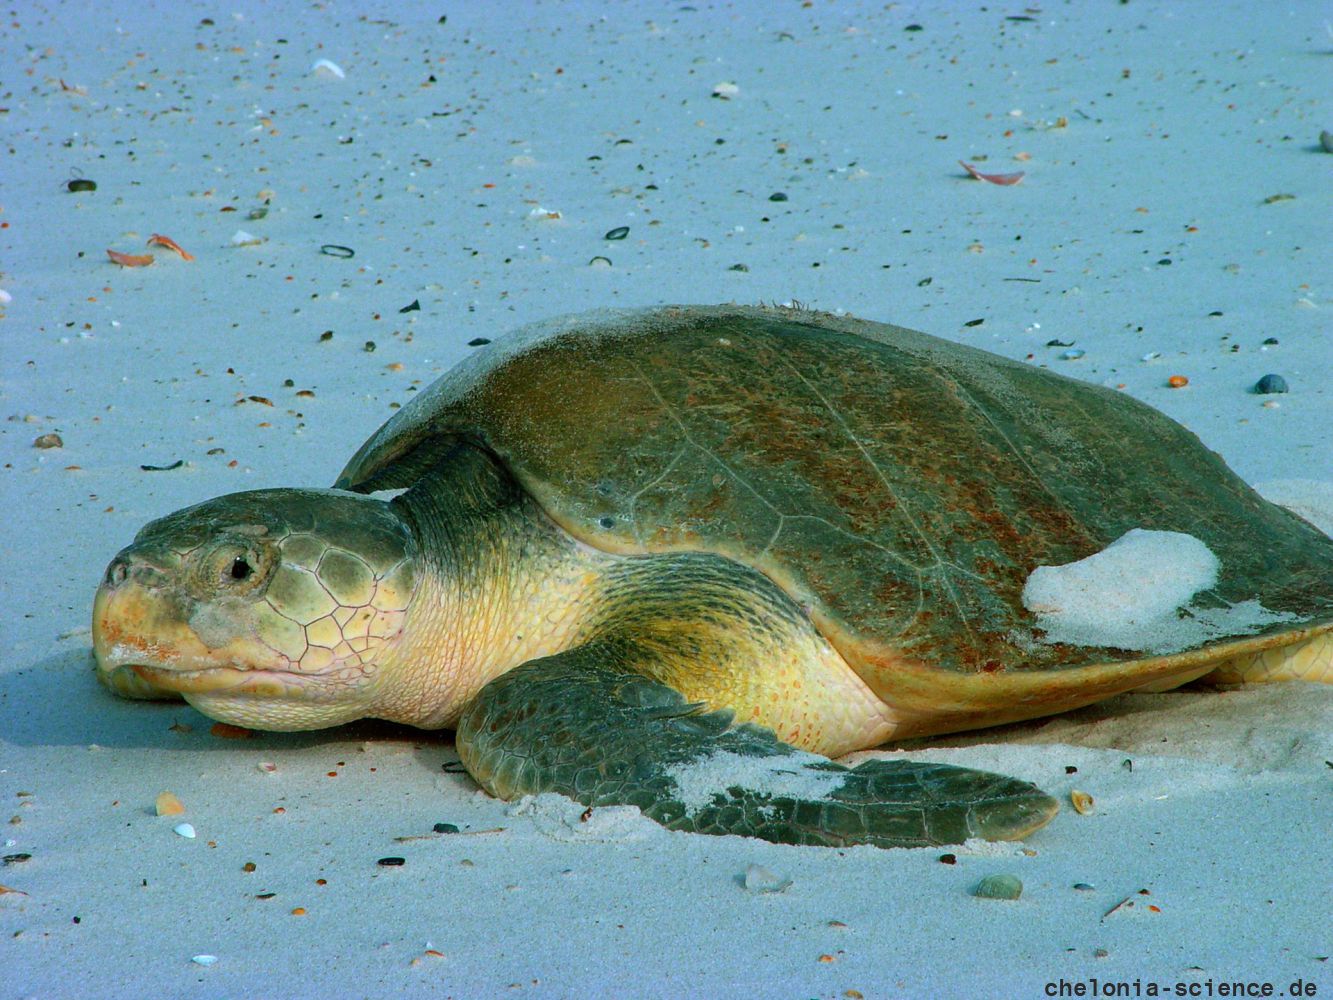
[742, 863, 792, 894]
[973, 873, 1023, 900]
[1070, 790, 1095, 815]
[155, 791, 186, 816]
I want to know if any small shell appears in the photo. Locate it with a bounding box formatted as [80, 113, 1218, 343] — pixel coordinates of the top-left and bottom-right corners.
[1070, 790, 1095, 815]
[311, 58, 345, 79]
[1167, 374, 1189, 388]
[972, 873, 1023, 900]
[107, 249, 154, 267]
[155, 791, 185, 816]
[959, 160, 1025, 185]
[147, 234, 195, 261]
[191, 955, 218, 966]
[1060, 349, 1085, 361]
[742, 864, 792, 894]
[173, 822, 196, 839]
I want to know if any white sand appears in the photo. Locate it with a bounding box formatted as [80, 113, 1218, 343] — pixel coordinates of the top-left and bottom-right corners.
[3, 2, 1330, 997]
[1021, 529, 1297, 654]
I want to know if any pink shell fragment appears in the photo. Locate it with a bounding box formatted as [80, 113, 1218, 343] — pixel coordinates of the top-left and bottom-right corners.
[959, 160, 1025, 185]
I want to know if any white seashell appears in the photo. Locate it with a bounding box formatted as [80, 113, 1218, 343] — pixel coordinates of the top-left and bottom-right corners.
[173, 822, 196, 839]
[742, 863, 792, 894]
[311, 59, 345, 79]
[191, 954, 218, 966]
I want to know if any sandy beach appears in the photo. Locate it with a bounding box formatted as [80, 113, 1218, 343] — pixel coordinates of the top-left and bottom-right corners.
[3, 2, 1330, 997]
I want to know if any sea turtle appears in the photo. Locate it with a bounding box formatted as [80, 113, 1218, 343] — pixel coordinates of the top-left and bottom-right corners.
[92, 305, 1333, 848]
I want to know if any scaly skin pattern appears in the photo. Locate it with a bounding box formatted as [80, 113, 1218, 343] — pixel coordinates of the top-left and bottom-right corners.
[94, 489, 416, 730]
[365, 446, 896, 754]
[457, 648, 1058, 849]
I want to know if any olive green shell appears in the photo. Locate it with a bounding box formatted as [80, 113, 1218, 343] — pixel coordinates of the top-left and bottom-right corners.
[336, 305, 1333, 688]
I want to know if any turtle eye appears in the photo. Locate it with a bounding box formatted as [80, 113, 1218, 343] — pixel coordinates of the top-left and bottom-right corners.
[199, 539, 272, 595]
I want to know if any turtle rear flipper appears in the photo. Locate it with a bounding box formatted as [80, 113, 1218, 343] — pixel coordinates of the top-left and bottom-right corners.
[457, 651, 1058, 848]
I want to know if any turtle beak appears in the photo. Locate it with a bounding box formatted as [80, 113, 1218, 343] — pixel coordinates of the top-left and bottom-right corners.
[93, 546, 196, 700]
[92, 545, 288, 700]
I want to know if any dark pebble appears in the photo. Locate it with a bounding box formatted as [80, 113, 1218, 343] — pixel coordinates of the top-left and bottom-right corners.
[1065, 765, 1078, 774]
[398, 299, 421, 313]
[377, 856, 406, 867]
[768, 192, 788, 202]
[1046, 339, 1074, 347]
[604, 226, 630, 241]
[140, 460, 184, 472]
[363, 341, 376, 353]
[1262, 337, 1279, 345]
[728, 263, 749, 272]
[467, 337, 491, 347]
[963, 318, 985, 327]
[938, 853, 957, 865]
[66, 178, 97, 192]
[1253, 374, 1288, 394]
[1073, 882, 1096, 891]
[2, 853, 32, 864]
[433, 823, 460, 834]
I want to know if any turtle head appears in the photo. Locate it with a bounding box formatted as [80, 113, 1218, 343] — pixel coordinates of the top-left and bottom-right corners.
[93, 488, 418, 731]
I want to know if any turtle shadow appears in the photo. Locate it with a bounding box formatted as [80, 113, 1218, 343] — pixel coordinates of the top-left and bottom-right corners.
[0, 648, 458, 756]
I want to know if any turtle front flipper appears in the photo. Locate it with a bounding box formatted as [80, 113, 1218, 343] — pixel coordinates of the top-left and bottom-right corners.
[457, 650, 1059, 849]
